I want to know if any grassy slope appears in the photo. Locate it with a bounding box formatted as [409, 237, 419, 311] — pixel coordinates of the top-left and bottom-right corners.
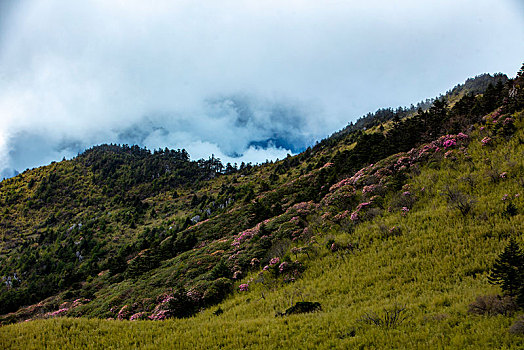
[1, 113, 523, 348]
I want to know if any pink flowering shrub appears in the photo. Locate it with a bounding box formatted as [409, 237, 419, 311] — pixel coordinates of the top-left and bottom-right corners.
[130, 312, 147, 321]
[261, 258, 305, 280]
[186, 289, 203, 303]
[239, 284, 249, 292]
[278, 262, 290, 273]
[290, 216, 301, 225]
[481, 137, 492, 146]
[443, 139, 456, 148]
[457, 132, 469, 140]
[231, 222, 265, 247]
[321, 186, 357, 208]
[269, 257, 280, 266]
[42, 298, 91, 319]
[148, 309, 170, 321]
[287, 201, 319, 216]
[356, 202, 371, 211]
[44, 308, 69, 318]
[332, 210, 349, 222]
[117, 305, 132, 320]
[362, 184, 382, 195]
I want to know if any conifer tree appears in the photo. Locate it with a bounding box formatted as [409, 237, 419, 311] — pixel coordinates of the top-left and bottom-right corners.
[488, 238, 524, 300]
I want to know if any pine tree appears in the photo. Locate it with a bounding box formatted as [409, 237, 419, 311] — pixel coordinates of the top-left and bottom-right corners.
[488, 238, 524, 299]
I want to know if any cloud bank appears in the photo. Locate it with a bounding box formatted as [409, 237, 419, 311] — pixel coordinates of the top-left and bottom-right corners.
[0, 0, 523, 175]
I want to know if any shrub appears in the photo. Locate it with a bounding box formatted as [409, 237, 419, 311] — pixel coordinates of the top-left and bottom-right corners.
[166, 288, 197, 319]
[442, 186, 475, 216]
[467, 295, 518, 316]
[360, 305, 409, 328]
[203, 278, 233, 304]
[283, 301, 321, 316]
[509, 316, 524, 335]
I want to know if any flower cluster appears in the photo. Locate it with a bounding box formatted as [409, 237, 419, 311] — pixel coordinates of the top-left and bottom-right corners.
[442, 138, 456, 148]
[117, 305, 132, 320]
[228, 249, 244, 261]
[481, 137, 492, 146]
[130, 312, 147, 321]
[148, 309, 170, 321]
[332, 210, 349, 222]
[269, 257, 280, 266]
[43, 298, 90, 319]
[147, 292, 179, 320]
[186, 289, 203, 303]
[321, 186, 356, 207]
[483, 108, 502, 123]
[290, 216, 301, 225]
[232, 226, 260, 247]
[279, 262, 289, 273]
[239, 283, 249, 292]
[356, 202, 371, 211]
[346, 168, 367, 186]
[457, 132, 469, 140]
[44, 308, 68, 318]
[287, 201, 319, 216]
[362, 184, 381, 194]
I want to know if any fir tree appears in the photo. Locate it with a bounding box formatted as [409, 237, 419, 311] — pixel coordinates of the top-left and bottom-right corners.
[488, 238, 524, 299]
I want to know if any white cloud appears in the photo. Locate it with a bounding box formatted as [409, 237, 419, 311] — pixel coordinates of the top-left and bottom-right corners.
[0, 0, 522, 174]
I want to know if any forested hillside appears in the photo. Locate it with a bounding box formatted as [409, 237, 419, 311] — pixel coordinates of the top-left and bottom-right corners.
[0, 66, 523, 349]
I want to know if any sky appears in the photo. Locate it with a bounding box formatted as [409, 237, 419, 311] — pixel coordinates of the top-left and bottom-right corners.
[0, 0, 523, 178]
